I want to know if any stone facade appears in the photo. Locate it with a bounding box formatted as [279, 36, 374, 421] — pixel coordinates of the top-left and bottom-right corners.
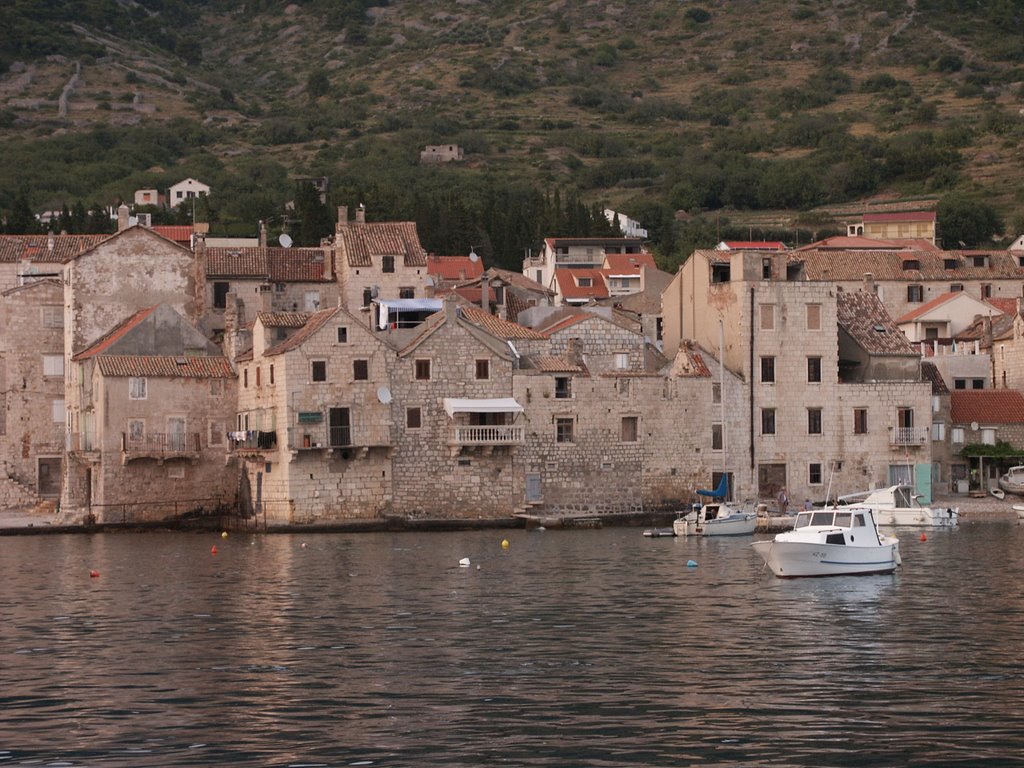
[0, 280, 65, 496]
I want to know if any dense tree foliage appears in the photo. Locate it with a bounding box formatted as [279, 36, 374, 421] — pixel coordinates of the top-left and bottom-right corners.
[936, 194, 1004, 248]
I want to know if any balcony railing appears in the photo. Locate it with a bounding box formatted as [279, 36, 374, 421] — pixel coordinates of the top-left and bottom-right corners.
[122, 432, 201, 463]
[451, 424, 525, 446]
[890, 427, 929, 446]
[229, 431, 278, 452]
[287, 425, 391, 452]
[67, 432, 97, 452]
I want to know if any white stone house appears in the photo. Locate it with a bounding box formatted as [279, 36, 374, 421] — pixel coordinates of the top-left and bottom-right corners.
[895, 291, 1001, 342]
[523, 236, 646, 294]
[168, 178, 210, 205]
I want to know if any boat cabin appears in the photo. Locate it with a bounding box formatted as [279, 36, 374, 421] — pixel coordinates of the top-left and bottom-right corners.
[793, 509, 873, 544]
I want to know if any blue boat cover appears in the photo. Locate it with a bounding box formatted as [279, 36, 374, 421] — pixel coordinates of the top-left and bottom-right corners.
[696, 474, 728, 499]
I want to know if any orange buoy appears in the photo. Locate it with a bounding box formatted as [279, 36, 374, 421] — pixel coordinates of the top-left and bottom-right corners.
[920, 532, 927, 542]
[211, 545, 218, 555]
[89, 570, 99, 578]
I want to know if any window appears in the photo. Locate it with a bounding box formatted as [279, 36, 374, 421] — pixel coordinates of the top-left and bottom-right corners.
[932, 422, 946, 441]
[972, 378, 985, 390]
[337, 327, 348, 344]
[255, 367, 261, 387]
[656, 317, 663, 341]
[982, 428, 996, 446]
[209, 421, 224, 447]
[210, 379, 223, 397]
[329, 408, 351, 448]
[304, 291, 320, 311]
[614, 353, 629, 370]
[556, 417, 574, 443]
[945, 258, 959, 270]
[52, 399, 65, 424]
[415, 359, 431, 380]
[362, 288, 372, 307]
[950, 283, 964, 293]
[897, 407, 914, 429]
[808, 408, 822, 435]
[578, 277, 593, 287]
[406, 407, 421, 429]
[269, 365, 274, 385]
[475, 359, 490, 380]
[806, 304, 821, 331]
[621, 416, 638, 442]
[902, 259, 920, 271]
[809, 463, 823, 485]
[399, 287, 415, 299]
[761, 408, 776, 436]
[954, 379, 967, 390]
[972, 255, 987, 268]
[243, 368, 248, 388]
[711, 263, 730, 283]
[760, 304, 775, 331]
[129, 377, 147, 400]
[382, 255, 395, 273]
[907, 285, 924, 303]
[555, 376, 572, 399]
[213, 282, 230, 309]
[807, 357, 821, 383]
[311, 360, 327, 382]
[952, 427, 964, 444]
[712, 382, 721, 404]
[42, 355, 64, 378]
[982, 284, 992, 299]
[762, 258, 772, 279]
[711, 422, 723, 451]
[353, 360, 369, 380]
[854, 408, 868, 434]
[274, 283, 285, 293]
[42, 306, 63, 328]
[760, 356, 775, 383]
[128, 418, 144, 441]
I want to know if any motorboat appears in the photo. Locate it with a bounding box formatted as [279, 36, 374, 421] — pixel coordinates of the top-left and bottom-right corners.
[673, 474, 756, 536]
[751, 507, 901, 578]
[837, 485, 958, 528]
[1013, 504, 1024, 522]
[999, 466, 1024, 496]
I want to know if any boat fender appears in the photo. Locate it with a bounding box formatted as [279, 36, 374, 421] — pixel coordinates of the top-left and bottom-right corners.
[894, 548, 902, 567]
[686, 559, 698, 568]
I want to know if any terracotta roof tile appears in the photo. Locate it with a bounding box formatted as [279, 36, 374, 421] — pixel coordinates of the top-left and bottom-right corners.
[73, 307, 160, 360]
[487, 267, 556, 295]
[986, 298, 1019, 316]
[951, 390, 1024, 425]
[895, 292, 961, 324]
[334, 221, 426, 267]
[529, 355, 587, 373]
[836, 291, 916, 355]
[720, 241, 786, 251]
[669, 341, 713, 378]
[554, 268, 609, 301]
[604, 251, 656, 273]
[427, 254, 484, 280]
[458, 304, 548, 339]
[95, 355, 234, 378]
[150, 225, 194, 244]
[791, 249, 1018, 280]
[0, 234, 110, 264]
[795, 236, 940, 252]
[264, 307, 341, 356]
[920, 362, 950, 396]
[256, 311, 312, 328]
[204, 246, 332, 282]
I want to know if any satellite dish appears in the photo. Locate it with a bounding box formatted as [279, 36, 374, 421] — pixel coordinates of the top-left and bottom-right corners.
[377, 387, 392, 404]
[469, 248, 479, 263]
[971, 421, 979, 431]
[279, 233, 293, 248]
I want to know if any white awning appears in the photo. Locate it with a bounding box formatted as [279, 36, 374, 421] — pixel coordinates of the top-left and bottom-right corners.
[377, 298, 443, 329]
[443, 397, 524, 418]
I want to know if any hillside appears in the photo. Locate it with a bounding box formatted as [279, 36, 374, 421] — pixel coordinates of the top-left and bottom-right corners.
[1, 0, 1022, 269]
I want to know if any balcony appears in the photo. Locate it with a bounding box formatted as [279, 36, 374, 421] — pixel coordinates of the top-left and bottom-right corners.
[890, 427, 929, 447]
[67, 432, 99, 459]
[450, 424, 524, 455]
[122, 432, 201, 464]
[229, 431, 278, 457]
[287, 425, 391, 458]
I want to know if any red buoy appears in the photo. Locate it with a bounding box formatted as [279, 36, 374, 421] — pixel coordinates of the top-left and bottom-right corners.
[89, 570, 99, 578]
[920, 532, 927, 542]
[211, 545, 218, 555]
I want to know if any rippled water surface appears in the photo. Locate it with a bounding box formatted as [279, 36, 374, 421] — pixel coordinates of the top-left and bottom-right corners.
[2, 521, 1024, 766]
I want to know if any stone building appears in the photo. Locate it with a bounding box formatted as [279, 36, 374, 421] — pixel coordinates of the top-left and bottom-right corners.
[330, 205, 429, 312]
[199, 241, 338, 339]
[663, 248, 933, 502]
[419, 145, 464, 163]
[949, 389, 1024, 493]
[523, 237, 647, 294]
[0, 233, 109, 293]
[0, 279, 66, 499]
[62, 305, 236, 522]
[233, 306, 397, 522]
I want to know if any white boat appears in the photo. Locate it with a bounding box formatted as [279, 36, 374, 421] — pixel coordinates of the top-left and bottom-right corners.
[999, 466, 1024, 496]
[673, 501, 757, 537]
[838, 485, 958, 528]
[751, 507, 901, 578]
[1013, 504, 1024, 521]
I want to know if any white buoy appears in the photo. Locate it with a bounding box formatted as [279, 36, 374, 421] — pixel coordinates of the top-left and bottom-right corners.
[687, 559, 698, 568]
[459, 557, 471, 567]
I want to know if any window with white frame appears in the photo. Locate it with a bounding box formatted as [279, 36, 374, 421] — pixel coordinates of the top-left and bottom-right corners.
[982, 428, 996, 445]
[614, 352, 629, 370]
[760, 304, 775, 331]
[42, 306, 63, 328]
[951, 427, 965, 444]
[932, 422, 945, 441]
[129, 377, 147, 400]
[42, 355, 64, 378]
[52, 399, 65, 424]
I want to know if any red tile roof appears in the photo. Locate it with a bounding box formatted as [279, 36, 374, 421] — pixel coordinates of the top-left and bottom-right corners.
[895, 292, 962, 324]
[530, 355, 587, 373]
[204, 247, 332, 282]
[554, 268, 609, 301]
[150, 225, 194, 244]
[795, 236, 940, 252]
[837, 291, 915, 355]
[790, 249, 1018, 280]
[985, 298, 1018, 316]
[256, 311, 311, 328]
[863, 211, 936, 223]
[73, 307, 160, 360]
[458, 304, 548, 339]
[95, 355, 234, 379]
[921, 361, 950, 396]
[264, 308, 341, 356]
[334, 221, 426, 267]
[669, 341, 713, 378]
[721, 241, 786, 251]
[0, 234, 110, 264]
[604, 251, 657, 273]
[951, 390, 1024, 425]
[427, 254, 484, 280]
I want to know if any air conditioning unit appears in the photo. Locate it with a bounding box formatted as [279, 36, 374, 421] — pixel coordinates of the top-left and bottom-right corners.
[136, 212, 152, 227]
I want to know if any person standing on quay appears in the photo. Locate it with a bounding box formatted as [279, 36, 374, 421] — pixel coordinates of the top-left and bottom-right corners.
[777, 488, 789, 514]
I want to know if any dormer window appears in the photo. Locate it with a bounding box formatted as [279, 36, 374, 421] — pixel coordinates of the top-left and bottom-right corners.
[902, 259, 920, 271]
[972, 255, 988, 268]
[944, 258, 959, 270]
[577, 277, 593, 287]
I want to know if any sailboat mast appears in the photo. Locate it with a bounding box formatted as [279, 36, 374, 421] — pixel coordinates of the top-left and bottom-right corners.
[719, 319, 726, 496]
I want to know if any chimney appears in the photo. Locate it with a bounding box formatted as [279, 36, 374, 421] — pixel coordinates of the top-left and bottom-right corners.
[259, 220, 267, 248]
[322, 247, 333, 281]
[47, 232, 54, 252]
[336, 206, 348, 235]
[863, 272, 875, 294]
[117, 203, 130, 232]
[444, 292, 458, 322]
[355, 204, 366, 225]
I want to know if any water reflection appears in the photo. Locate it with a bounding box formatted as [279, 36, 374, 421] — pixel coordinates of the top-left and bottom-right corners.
[0, 523, 1022, 765]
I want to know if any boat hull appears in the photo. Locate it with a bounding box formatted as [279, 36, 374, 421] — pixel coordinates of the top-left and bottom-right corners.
[872, 508, 958, 528]
[751, 539, 900, 578]
[673, 513, 756, 537]
[998, 477, 1024, 496]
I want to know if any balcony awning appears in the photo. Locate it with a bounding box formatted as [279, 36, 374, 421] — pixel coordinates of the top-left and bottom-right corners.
[443, 397, 524, 418]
